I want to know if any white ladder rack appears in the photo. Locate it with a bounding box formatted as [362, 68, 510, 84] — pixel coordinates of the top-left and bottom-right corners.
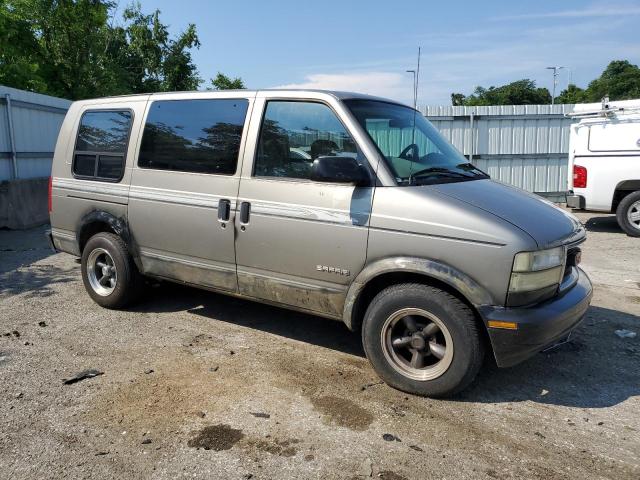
[566, 97, 640, 118]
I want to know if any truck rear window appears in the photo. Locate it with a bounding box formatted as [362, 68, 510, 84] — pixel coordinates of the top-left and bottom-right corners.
[72, 110, 133, 181]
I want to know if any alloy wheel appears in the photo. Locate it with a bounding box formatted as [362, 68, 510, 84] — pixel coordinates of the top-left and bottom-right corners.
[86, 248, 117, 296]
[381, 307, 454, 381]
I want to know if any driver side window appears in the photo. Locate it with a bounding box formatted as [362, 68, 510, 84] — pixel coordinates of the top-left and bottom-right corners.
[254, 101, 357, 180]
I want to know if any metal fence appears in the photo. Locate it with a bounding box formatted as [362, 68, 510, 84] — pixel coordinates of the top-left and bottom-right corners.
[0, 85, 71, 181]
[424, 104, 575, 196]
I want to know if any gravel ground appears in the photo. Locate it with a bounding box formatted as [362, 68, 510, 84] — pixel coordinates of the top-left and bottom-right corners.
[0, 210, 639, 480]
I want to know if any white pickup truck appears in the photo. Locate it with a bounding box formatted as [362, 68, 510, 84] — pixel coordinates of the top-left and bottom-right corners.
[566, 98, 640, 236]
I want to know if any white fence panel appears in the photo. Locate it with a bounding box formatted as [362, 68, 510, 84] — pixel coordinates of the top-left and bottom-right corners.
[0, 85, 71, 181]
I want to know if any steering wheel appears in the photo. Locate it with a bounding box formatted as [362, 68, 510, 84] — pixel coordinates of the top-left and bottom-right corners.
[399, 144, 419, 160]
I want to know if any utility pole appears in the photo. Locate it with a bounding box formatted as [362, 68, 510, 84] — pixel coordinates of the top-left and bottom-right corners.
[546, 66, 566, 105]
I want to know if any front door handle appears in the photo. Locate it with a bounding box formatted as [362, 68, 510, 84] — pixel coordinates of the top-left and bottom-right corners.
[239, 201, 251, 224]
[218, 199, 231, 222]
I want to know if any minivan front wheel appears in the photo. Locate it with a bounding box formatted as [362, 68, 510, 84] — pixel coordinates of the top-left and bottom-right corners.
[362, 283, 484, 397]
[81, 232, 141, 309]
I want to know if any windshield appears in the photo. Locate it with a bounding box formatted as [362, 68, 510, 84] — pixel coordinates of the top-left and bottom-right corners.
[345, 99, 488, 186]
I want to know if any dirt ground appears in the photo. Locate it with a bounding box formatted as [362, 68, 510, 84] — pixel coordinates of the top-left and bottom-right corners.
[1, 210, 639, 480]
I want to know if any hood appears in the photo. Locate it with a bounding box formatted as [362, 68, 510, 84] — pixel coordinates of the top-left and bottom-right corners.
[431, 179, 584, 249]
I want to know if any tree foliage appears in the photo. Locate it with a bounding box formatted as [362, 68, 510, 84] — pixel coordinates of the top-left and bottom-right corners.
[583, 60, 640, 101]
[0, 0, 47, 92]
[452, 60, 640, 106]
[0, 0, 243, 99]
[1, 0, 116, 99]
[451, 80, 551, 106]
[210, 72, 245, 90]
[556, 84, 588, 104]
[107, 4, 203, 94]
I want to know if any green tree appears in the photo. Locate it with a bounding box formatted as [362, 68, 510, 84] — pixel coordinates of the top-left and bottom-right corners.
[451, 80, 552, 106]
[210, 72, 245, 90]
[0, 0, 242, 99]
[556, 84, 588, 104]
[585, 60, 640, 101]
[0, 0, 47, 92]
[0, 0, 116, 99]
[116, 4, 201, 93]
[450, 60, 640, 106]
[450, 93, 465, 106]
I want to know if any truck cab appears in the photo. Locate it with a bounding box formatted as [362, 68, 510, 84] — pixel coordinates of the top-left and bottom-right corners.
[566, 98, 640, 236]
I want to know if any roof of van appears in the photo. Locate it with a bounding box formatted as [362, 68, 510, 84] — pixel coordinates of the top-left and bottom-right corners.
[72, 89, 410, 106]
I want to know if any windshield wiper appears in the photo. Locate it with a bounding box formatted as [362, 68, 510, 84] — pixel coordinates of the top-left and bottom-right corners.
[456, 162, 489, 177]
[409, 167, 472, 185]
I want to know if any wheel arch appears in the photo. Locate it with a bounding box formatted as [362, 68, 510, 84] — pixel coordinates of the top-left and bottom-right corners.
[612, 180, 640, 211]
[77, 210, 142, 270]
[343, 257, 495, 333]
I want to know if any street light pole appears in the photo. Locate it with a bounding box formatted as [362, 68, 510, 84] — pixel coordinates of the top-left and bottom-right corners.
[546, 66, 566, 105]
[406, 46, 421, 111]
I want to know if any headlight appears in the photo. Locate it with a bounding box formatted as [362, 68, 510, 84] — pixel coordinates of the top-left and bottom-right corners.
[512, 247, 564, 272]
[508, 247, 566, 307]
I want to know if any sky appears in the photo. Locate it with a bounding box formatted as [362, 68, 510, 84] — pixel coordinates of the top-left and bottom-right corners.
[125, 0, 640, 106]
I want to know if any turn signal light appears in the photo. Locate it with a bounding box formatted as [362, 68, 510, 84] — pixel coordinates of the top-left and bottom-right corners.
[573, 165, 587, 188]
[488, 320, 518, 330]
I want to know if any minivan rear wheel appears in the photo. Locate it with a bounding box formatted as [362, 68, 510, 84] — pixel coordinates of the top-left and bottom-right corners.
[616, 190, 640, 237]
[362, 283, 484, 397]
[81, 232, 142, 309]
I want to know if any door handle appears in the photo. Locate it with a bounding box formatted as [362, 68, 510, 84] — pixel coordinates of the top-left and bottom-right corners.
[239, 201, 251, 224]
[218, 199, 231, 222]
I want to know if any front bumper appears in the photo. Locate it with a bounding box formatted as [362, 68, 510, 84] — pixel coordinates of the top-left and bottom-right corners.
[566, 194, 585, 209]
[479, 267, 592, 368]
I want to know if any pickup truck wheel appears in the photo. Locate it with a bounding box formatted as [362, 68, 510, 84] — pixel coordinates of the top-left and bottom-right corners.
[616, 191, 640, 237]
[362, 283, 484, 397]
[81, 232, 142, 309]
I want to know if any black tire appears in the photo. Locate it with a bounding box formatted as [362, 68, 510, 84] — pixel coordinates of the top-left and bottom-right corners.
[616, 191, 640, 237]
[362, 283, 485, 397]
[80, 232, 142, 309]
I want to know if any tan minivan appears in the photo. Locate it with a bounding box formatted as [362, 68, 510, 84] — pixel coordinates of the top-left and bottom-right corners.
[48, 90, 592, 396]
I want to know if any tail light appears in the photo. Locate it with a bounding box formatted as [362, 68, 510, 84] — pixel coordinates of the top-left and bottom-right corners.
[48, 176, 53, 213]
[573, 165, 587, 188]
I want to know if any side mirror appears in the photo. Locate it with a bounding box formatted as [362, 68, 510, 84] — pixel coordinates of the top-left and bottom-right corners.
[310, 156, 370, 186]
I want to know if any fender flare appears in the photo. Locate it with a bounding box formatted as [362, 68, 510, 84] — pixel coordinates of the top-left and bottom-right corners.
[342, 256, 495, 330]
[76, 210, 142, 270]
[615, 179, 640, 191]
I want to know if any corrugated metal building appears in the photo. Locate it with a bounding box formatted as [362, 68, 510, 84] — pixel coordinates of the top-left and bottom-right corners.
[0, 85, 71, 181]
[424, 104, 575, 197]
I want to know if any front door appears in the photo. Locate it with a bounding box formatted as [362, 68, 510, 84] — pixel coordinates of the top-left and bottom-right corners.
[234, 97, 374, 317]
[128, 94, 252, 292]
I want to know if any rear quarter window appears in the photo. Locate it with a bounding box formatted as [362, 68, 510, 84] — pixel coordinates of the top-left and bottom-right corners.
[72, 110, 133, 182]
